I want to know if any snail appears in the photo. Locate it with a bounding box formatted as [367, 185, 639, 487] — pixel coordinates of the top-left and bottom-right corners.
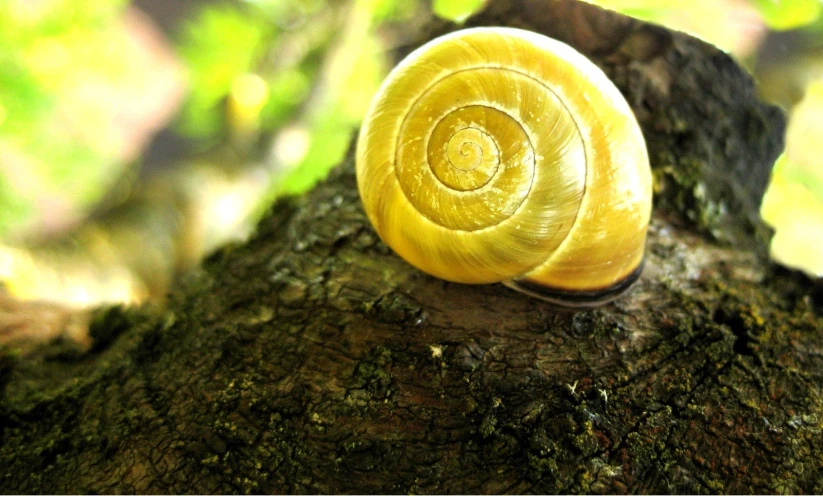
[355, 27, 652, 307]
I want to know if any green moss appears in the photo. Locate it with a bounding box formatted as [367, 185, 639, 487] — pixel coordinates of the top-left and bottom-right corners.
[652, 152, 734, 239]
[479, 408, 498, 438]
[347, 346, 395, 406]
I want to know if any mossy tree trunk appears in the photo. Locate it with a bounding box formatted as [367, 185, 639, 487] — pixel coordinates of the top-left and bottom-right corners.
[2, 0, 820, 493]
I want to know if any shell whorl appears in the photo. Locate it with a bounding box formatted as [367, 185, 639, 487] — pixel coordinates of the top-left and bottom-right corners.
[356, 27, 652, 302]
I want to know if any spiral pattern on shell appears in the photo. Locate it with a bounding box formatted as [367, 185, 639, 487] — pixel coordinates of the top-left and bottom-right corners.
[356, 27, 652, 304]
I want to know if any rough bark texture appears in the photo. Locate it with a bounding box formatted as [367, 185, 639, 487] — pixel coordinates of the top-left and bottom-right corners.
[2, 0, 819, 493]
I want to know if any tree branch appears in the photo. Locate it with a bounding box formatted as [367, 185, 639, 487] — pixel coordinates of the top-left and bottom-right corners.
[3, 1, 818, 494]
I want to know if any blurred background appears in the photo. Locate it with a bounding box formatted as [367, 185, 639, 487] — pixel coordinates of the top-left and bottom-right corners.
[0, 0, 821, 311]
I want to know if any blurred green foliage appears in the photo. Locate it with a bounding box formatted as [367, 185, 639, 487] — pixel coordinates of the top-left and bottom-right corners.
[0, 0, 130, 238]
[753, 0, 821, 30]
[761, 79, 823, 276]
[176, 4, 274, 139]
[175, 0, 418, 197]
[432, 0, 485, 22]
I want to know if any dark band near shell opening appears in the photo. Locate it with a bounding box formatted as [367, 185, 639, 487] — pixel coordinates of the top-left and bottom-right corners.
[504, 260, 645, 308]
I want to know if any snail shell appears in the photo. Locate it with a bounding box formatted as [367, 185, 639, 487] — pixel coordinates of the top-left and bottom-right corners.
[356, 27, 652, 307]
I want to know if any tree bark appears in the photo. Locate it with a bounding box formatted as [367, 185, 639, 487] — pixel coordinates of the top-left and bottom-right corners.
[2, 0, 819, 493]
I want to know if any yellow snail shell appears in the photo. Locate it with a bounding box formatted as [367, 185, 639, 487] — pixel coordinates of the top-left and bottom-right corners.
[355, 27, 652, 307]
